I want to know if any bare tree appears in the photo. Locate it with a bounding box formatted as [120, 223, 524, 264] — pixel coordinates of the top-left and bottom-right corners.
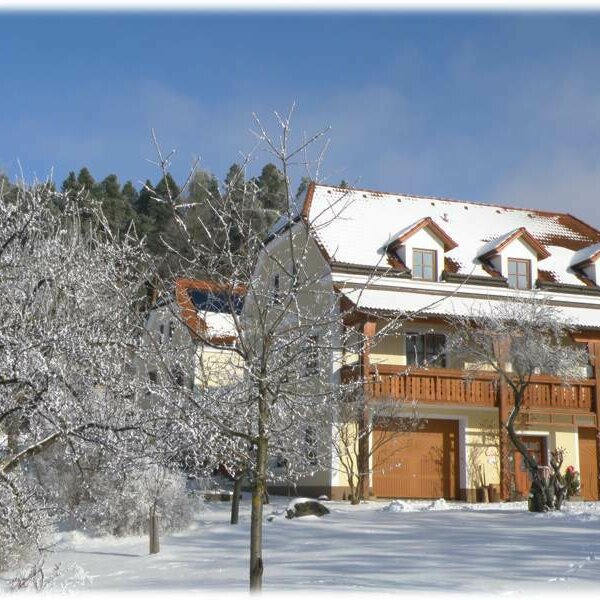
[446, 295, 588, 512]
[140, 108, 438, 590]
[328, 386, 419, 504]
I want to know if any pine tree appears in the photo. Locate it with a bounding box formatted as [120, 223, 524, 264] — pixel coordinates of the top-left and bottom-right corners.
[61, 171, 80, 194]
[224, 164, 246, 205]
[185, 169, 221, 251]
[257, 163, 287, 213]
[101, 174, 121, 198]
[155, 173, 181, 204]
[295, 176, 311, 202]
[98, 174, 138, 236]
[77, 167, 95, 191]
[136, 180, 155, 216]
[122, 181, 139, 206]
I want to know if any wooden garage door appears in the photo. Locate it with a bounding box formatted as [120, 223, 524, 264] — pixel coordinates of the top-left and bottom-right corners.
[578, 428, 599, 501]
[373, 419, 459, 499]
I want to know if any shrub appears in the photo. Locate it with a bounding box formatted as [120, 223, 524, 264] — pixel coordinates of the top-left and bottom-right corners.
[564, 465, 581, 499]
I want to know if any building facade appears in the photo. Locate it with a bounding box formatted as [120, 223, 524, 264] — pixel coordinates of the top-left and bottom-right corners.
[266, 183, 600, 502]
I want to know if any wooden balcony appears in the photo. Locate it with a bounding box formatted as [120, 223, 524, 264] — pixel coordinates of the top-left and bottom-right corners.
[341, 364, 595, 413]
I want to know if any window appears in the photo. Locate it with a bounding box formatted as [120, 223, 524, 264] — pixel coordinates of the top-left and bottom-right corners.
[168, 320, 175, 340]
[159, 323, 165, 344]
[172, 367, 184, 387]
[507, 258, 531, 289]
[406, 333, 446, 368]
[304, 426, 318, 466]
[188, 289, 243, 314]
[275, 453, 289, 469]
[412, 249, 437, 281]
[304, 335, 320, 376]
[272, 274, 281, 304]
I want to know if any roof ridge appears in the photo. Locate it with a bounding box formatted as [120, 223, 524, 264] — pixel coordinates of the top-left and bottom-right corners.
[312, 183, 577, 221]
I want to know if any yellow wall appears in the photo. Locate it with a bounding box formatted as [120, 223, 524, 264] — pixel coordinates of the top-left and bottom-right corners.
[194, 346, 243, 388]
[553, 428, 579, 471]
[330, 421, 359, 489]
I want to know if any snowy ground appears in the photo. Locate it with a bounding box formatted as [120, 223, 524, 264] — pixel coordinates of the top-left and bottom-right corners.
[4, 496, 600, 595]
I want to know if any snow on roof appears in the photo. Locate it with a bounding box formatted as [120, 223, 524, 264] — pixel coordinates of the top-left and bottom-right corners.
[305, 184, 600, 285]
[342, 287, 600, 328]
[476, 229, 521, 259]
[387, 217, 457, 252]
[201, 311, 237, 339]
[571, 242, 600, 268]
[175, 279, 242, 344]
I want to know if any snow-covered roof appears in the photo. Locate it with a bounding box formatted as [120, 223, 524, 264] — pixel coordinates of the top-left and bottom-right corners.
[476, 227, 550, 261]
[476, 229, 522, 259]
[303, 184, 600, 286]
[387, 217, 458, 253]
[200, 311, 237, 339]
[570, 242, 600, 269]
[175, 279, 244, 344]
[342, 287, 600, 328]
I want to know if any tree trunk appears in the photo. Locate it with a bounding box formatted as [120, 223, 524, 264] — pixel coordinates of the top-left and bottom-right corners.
[505, 388, 550, 512]
[249, 436, 267, 592]
[528, 473, 549, 513]
[149, 505, 160, 554]
[231, 475, 243, 525]
[357, 412, 370, 502]
[348, 476, 360, 505]
[355, 472, 367, 504]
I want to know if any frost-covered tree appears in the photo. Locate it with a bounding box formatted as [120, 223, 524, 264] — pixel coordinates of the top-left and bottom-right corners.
[140, 109, 417, 591]
[328, 386, 419, 505]
[0, 178, 149, 569]
[446, 296, 588, 512]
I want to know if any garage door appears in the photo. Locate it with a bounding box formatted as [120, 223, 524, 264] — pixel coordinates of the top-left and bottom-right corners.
[373, 419, 459, 499]
[578, 428, 599, 501]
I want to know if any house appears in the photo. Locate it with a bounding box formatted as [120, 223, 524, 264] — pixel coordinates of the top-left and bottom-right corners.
[142, 278, 243, 391]
[264, 182, 600, 502]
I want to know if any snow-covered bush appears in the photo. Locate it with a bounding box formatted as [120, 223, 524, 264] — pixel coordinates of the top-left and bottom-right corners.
[30, 446, 198, 537]
[7, 560, 89, 592]
[76, 465, 197, 537]
[0, 473, 54, 573]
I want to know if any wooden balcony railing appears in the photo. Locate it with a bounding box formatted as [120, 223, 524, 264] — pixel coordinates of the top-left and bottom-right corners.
[340, 364, 595, 413]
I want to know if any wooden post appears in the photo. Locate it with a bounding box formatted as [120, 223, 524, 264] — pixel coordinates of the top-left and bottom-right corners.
[149, 505, 160, 555]
[587, 342, 600, 499]
[358, 318, 377, 500]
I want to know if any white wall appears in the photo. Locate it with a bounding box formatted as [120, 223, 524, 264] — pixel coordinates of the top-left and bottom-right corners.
[497, 237, 539, 286]
[397, 227, 445, 281]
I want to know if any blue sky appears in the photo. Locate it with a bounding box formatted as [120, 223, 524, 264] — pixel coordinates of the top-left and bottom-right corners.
[2, 12, 600, 225]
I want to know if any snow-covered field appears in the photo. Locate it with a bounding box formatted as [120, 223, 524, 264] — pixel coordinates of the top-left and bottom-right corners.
[6, 496, 600, 595]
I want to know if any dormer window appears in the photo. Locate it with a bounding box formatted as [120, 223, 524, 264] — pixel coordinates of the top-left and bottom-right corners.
[570, 243, 600, 286]
[507, 258, 531, 289]
[413, 249, 437, 281]
[477, 228, 549, 288]
[384, 218, 457, 282]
